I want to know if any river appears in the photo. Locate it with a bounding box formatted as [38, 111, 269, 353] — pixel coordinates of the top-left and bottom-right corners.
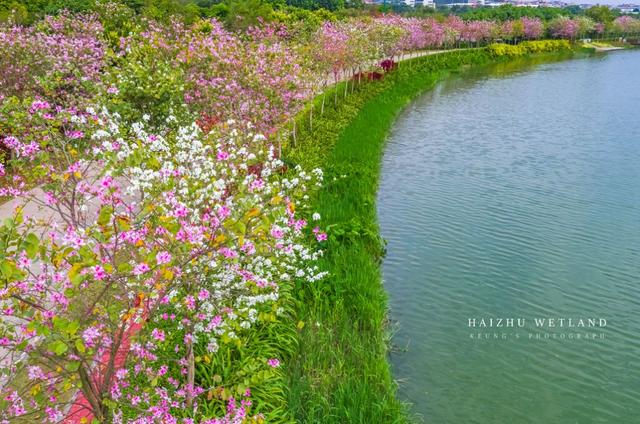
[377, 50, 640, 423]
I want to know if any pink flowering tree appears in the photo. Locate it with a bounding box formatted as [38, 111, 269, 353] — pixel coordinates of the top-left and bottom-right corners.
[613, 16, 640, 36]
[422, 18, 445, 49]
[549, 17, 580, 41]
[183, 20, 313, 137]
[108, 120, 325, 421]
[313, 21, 350, 104]
[444, 16, 465, 48]
[521, 17, 544, 40]
[0, 12, 106, 103]
[0, 102, 179, 422]
[462, 20, 495, 46]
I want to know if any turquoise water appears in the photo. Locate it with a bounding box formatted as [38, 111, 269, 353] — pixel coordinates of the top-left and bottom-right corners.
[378, 51, 640, 424]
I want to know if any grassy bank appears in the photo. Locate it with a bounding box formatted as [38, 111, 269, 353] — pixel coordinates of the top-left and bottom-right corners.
[283, 44, 582, 423]
[283, 49, 496, 424]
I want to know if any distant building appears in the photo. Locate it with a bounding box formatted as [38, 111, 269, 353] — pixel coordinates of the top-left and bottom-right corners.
[477, 0, 568, 6]
[438, 0, 484, 6]
[367, 0, 412, 5]
[616, 4, 640, 13]
[367, 0, 411, 5]
[366, 0, 435, 5]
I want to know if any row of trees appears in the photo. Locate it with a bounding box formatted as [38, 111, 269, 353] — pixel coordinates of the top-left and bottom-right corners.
[3, 0, 639, 31]
[1, 0, 341, 28]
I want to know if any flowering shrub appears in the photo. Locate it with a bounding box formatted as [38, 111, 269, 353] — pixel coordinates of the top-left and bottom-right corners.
[487, 40, 571, 57]
[0, 98, 325, 421]
[0, 13, 106, 103]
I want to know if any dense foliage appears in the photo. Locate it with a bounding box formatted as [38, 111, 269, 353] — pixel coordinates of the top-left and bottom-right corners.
[0, 3, 637, 423]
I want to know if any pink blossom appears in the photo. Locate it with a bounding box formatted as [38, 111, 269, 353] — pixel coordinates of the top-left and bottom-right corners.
[156, 251, 172, 265]
[217, 205, 231, 219]
[158, 365, 169, 376]
[82, 327, 101, 348]
[198, 289, 210, 301]
[93, 265, 107, 281]
[44, 191, 58, 206]
[267, 358, 280, 368]
[65, 130, 85, 140]
[30, 100, 50, 113]
[133, 263, 151, 275]
[45, 406, 63, 423]
[185, 295, 196, 311]
[66, 162, 82, 174]
[151, 328, 166, 342]
[27, 366, 45, 380]
[270, 226, 284, 239]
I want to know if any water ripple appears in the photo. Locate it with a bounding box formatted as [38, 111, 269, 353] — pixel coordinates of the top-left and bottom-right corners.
[378, 51, 640, 423]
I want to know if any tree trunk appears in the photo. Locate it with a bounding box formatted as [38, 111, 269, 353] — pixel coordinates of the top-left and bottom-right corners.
[292, 120, 297, 147]
[351, 70, 356, 93]
[186, 337, 195, 408]
[79, 365, 105, 422]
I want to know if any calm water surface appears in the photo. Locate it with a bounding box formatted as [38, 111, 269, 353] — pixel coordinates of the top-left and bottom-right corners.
[378, 51, 640, 423]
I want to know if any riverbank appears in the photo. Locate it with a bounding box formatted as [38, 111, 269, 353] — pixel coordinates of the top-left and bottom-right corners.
[283, 44, 587, 423]
[585, 42, 626, 52]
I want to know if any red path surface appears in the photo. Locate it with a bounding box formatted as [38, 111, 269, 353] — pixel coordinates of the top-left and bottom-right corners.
[64, 320, 143, 423]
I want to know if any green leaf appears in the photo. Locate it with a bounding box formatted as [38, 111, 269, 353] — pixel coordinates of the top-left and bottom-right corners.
[23, 233, 39, 259]
[48, 340, 68, 356]
[75, 339, 86, 354]
[52, 317, 66, 332]
[67, 361, 80, 372]
[67, 320, 80, 336]
[67, 263, 83, 281]
[97, 206, 114, 227]
[0, 260, 17, 279]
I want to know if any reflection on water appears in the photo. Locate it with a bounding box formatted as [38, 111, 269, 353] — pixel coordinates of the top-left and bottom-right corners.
[378, 50, 640, 424]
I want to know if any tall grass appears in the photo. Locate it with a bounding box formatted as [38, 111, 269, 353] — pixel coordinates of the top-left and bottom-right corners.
[283, 49, 495, 424]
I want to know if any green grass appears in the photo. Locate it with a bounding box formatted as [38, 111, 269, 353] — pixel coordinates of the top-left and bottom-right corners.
[283, 49, 497, 424]
[139, 45, 578, 424]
